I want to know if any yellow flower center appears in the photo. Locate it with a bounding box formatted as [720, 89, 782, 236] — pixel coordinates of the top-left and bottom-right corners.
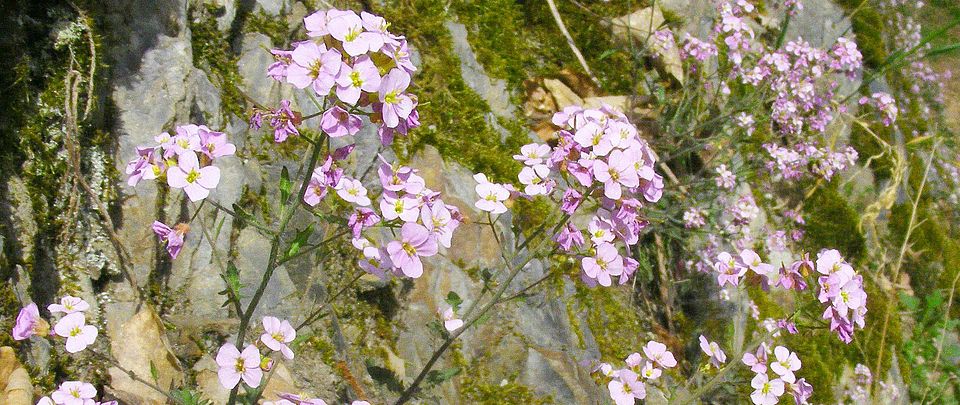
[350, 71, 363, 87]
[186, 169, 200, 183]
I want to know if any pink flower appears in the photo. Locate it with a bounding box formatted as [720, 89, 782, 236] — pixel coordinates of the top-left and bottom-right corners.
[51, 381, 97, 405]
[335, 56, 381, 105]
[320, 106, 362, 138]
[48, 296, 90, 314]
[380, 194, 420, 222]
[698, 335, 726, 368]
[260, 316, 296, 360]
[593, 150, 640, 200]
[642, 340, 677, 368]
[582, 243, 624, 287]
[560, 188, 583, 215]
[742, 343, 769, 374]
[740, 249, 774, 276]
[378, 69, 414, 128]
[335, 177, 371, 206]
[167, 151, 221, 202]
[327, 11, 382, 56]
[421, 203, 458, 248]
[439, 306, 463, 331]
[171, 125, 201, 155]
[474, 175, 509, 214]
[216, 343, 263, 389]
[152, 221, 186, 259]
[715, 164, 737, 189]
[750, 373, 785, 405]
[269, 100, 300, 143]
[12, 303, 41, 340]
[348, 207, 380, 238]
[607, 369, 646, 405]
[554, 223, 585, 252]
[54, 313, 98, 353]
[198, 127, 236, 159]
[287, 42, 341, 96]
[518, 164, 551, 196]
[640, 361, 662, 380]
[386, 223, 439, 278]
[125, 147, 157, 186]
[513, 143, 551, 166]
[37, 396, 55, 405]
[715, 252, 747, 287]
[770, 346, 801, 383]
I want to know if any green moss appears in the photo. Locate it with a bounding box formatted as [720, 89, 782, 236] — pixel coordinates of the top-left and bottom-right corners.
[801, 181, 865, 262]
[450, 0, 637, 96]
[377, 0, 527, 182]
[189, 3, 247, 119]
[835, 0, 888, 69]
[574, 282, 648, 361]
[243, 10, 290, 48]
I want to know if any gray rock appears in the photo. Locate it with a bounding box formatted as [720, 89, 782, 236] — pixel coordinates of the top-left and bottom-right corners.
[444, 21, 516, 119]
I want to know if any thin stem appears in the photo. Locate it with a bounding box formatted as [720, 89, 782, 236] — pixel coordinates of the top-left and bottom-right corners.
[546, 0, 601, 85]
[393, 214, 572, 405]
[90, 350, 182, 404]
[227, 135, 327, 405]
[297, 271, 366, 331]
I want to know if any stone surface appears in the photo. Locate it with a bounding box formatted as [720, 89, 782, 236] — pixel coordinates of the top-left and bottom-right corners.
[445, 21, 516, 118]
[106, 307, 184, 404]
[0, 347, 32, 405]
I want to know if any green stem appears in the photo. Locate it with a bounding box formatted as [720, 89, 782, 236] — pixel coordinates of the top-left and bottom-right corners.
[393, 213, 572, 405]
[227, 135, 326, 405]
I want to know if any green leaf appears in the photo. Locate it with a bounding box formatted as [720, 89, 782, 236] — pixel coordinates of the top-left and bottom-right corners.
[899, 291, 920, 311]
[286, 224, 314, 258]
[280, 166, 292, 202]
[425, 367, 461, 385]
[149, 360, 159, 382]
[445, 291, 462, 310]
[926, 43, 960, 58]
[598, 49, 617, 61]
[218, 263, 244, 308]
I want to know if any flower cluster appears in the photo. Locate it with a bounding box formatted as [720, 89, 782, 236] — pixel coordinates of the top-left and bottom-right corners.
[13, 297, 100, 354]
[126, 124, 235, 202]
[217, 316, 298, 390]
[261, 8, 420, 145]
[325, 158, 464, 280]
[813, 249, 867, 343]
[698, 335, 727, 368]
[595, 341, 677, 405]
[763, 142, 858, 181]
[744, 345, 812, 405]
[37, 381, 117, 405]
[858, 92, 898, 127]
[474, 105, 663, 287]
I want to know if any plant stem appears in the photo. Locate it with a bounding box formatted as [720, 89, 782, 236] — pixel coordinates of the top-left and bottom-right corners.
[227, 135, 326, 405]
[393, 214, 571, 405]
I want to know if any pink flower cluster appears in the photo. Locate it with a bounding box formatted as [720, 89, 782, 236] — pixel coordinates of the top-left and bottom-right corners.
[13, 296, 100, 353]
[474, 105, 663, 287]
[712, 248, 774, 287]
[262, 8, 420, 145]
[742, 344, 812, 405]
[217, 316, 298, 390]
[763, 142, 858, 181]
[858, 92, 898, 127]
[814, 249, 867, 343]
[323, 158, 463, 280]
[595, 341, 677, 405]
[126, 124, 235, 202]
[37, 381, 117, 405]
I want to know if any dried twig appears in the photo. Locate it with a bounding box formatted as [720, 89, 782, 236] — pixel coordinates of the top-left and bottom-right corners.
[546, 0, 601, 86]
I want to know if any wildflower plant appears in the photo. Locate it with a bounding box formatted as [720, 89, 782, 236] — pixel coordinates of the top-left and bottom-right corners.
[12, 0, 960, 403]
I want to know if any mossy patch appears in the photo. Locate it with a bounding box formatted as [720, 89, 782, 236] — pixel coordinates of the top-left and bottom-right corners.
[801, 181, 865, 262]
[189, 3, 247, 119]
